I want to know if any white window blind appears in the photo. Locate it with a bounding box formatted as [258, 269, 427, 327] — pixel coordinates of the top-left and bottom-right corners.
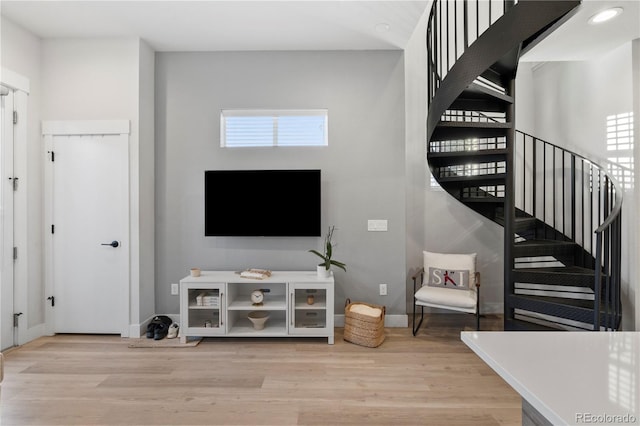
[221, 109, 328, 147]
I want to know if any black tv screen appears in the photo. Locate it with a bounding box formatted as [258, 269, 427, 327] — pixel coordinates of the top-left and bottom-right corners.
[205, 170, 321, 237]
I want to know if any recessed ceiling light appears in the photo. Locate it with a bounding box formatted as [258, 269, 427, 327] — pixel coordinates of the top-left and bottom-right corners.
[375, 23, 390, 33]
[588, 7, 623, 24]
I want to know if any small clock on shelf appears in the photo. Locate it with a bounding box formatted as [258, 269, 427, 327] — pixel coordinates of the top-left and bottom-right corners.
[251, 290, 264, 306]
[251, 288, 270, 306]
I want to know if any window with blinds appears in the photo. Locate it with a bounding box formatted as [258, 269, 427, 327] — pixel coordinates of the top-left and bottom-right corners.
[220, 109, 328, 147]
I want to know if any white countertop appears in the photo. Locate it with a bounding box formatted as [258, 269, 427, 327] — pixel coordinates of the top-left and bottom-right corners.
[461, 331, 640, 425]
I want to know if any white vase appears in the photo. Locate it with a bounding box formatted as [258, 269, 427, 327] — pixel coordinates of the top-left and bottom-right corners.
[317, 265, 330, 278]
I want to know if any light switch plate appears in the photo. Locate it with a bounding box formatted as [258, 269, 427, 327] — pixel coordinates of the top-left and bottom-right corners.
[368, 219, 388, 232]
[171, 283, 179, 295]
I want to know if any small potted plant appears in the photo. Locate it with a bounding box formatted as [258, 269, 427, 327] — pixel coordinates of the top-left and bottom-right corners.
[309, 225, 347, 278]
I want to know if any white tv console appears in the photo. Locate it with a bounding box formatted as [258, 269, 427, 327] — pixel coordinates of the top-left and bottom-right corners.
[179, 271, 335, 344]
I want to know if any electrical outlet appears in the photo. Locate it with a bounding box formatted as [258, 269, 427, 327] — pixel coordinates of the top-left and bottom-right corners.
[171, 283, 179, 295]
[379, 283, 388, 296]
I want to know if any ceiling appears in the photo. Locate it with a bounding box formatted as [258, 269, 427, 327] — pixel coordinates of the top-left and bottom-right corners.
[1, 1, 637, 58]
[0, 1, 430, 51]
[520, 0, 640, 62]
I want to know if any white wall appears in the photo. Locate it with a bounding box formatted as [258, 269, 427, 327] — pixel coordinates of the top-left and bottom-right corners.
[527, 42, 637, 330]
[404, 5, 429, 313]
[0, 16, 44, 342]
[137, 39, 155, 328]
[155, 50, 407, 318]
[41, 37, 155, 335]
[403, 6, 505, 315]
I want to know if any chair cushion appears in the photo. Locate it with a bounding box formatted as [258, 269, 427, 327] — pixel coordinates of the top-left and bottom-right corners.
[423, 251, 476, 290]
[415, 285, 477, 309]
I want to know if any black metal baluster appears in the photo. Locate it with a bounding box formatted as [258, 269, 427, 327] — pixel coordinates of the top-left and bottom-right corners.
[532, 137, 537, 232]
[553, 147, 556, 239]
[454, 0, 458, 62]
[463, 0, 469, 49]
[543, 143, 547, 239]
[562, 152, 566, 237]
[571, 156, 576, 242]
[476, 0, 479, 41]
[446, 0, 450, 72]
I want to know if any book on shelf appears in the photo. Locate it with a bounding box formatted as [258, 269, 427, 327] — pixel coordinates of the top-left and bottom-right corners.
[196, 292, 220, 306]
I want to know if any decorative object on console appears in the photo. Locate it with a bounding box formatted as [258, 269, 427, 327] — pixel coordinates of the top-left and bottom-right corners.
[309, 225, 347, 278]
[247, 311, 270, 330]
[250, 289, 270, 306]
[240, 268, 272, 280]
[190, 268, 201, 277]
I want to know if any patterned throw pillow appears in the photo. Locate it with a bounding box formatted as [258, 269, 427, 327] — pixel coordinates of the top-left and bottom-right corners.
[423, 250, 477, 290]
[427, 267, 470, 290]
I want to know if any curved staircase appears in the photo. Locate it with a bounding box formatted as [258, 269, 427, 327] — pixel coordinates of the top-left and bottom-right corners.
[426, 0, 624, 331]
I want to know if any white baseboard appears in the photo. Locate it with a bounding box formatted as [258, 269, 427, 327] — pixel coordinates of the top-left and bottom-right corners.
[334, 314, 408, 327]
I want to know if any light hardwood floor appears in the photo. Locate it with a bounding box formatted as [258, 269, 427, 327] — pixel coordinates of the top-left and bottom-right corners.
[1, 314, 520, 425]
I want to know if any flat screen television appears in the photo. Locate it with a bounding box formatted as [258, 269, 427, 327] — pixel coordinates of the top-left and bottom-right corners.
[204, 169, 321, 237]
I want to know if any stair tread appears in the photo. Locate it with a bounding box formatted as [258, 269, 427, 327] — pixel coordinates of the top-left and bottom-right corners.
[504, 318, 561, 331]
[514, 266, 596, 275]
[429, 148, 508, 158]
[460, 82, 514, 104]
[428, 149, 507, 167]
[515, 239, 576, 247]
[461, 197, 505, 203]
[512, 266, 600, 287]
[510, 294, 595, 310]
[438, 173, 506, 184]
[437, 121, 512, 129]
[495, 216, 537, 224]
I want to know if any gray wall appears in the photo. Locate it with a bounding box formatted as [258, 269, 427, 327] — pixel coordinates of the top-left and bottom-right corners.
[155, 50, 406, 315]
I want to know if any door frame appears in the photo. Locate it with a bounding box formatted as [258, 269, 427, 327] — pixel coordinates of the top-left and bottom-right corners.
[43, 120, 131, 336]
[0, 68, 29, 347]
[1, 88, 15, 350]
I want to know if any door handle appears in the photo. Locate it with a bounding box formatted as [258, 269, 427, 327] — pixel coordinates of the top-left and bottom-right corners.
[101, 241, 119, 248]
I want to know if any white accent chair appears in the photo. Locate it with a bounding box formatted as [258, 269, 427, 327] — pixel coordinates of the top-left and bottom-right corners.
[412, 251, 480, 335]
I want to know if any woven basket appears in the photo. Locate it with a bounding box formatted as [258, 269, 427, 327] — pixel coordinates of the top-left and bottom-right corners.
[343, 299, 386, 348]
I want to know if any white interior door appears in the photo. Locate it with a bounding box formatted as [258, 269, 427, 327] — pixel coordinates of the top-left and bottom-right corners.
[0, 89, 15, 349]
[48, 129, 129, 334]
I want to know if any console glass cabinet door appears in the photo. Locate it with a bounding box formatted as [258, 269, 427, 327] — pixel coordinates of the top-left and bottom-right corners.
[289, 282, 334, 337]
[180, 282, 226, 336]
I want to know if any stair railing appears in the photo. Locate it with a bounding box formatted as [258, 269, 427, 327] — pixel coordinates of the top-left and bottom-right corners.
[514, 132, 626, 330]
[427, 0, 515, 106]
[426, 0, 624, 330]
